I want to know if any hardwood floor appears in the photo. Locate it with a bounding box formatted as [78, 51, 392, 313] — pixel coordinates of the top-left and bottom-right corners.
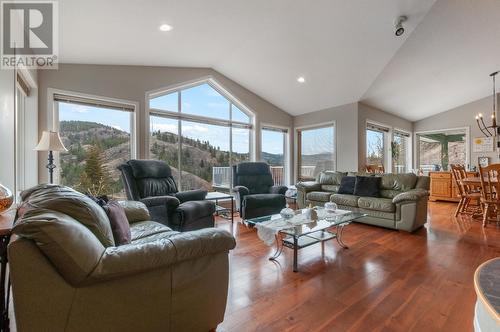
[216, 202, 500, 332]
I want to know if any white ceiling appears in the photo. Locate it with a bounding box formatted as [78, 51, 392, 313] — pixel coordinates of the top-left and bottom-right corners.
[362, 0, 500, 121]
[58, 0, 500, 121]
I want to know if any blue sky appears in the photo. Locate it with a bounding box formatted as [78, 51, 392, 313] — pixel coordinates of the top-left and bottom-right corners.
[59, 102, 132, 132]
[366, 129, 383, 156]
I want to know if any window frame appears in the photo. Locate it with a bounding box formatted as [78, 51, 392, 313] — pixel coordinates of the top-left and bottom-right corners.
[261, 124, 290, 186]
[48, 88, 139, 185]
[392, 128, 412, 173]
[146, 78, 256, 190]
[414, 127, 470, 173]
[15, 84, 27, 194]
[295, 122, 336, 182]
[365, 123, 388, 170]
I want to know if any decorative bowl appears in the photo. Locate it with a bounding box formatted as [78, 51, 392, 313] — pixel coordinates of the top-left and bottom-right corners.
[325, 202, 338, 213]
[280, 207, 295, 220]
[0, 183, 13, 214]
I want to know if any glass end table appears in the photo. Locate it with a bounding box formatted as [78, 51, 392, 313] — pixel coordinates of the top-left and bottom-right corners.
[247, 210, 366, 272]
[205, 192, 235, 223]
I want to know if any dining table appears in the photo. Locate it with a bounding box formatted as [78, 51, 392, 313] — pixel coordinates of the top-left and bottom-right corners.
[460, 176, 498, 187]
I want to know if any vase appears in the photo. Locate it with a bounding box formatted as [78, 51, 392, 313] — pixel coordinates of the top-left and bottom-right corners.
[0, 183, 13, 213]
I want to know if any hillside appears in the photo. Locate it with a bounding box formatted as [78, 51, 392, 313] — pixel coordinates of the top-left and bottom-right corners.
[60, 121, 283, 195]
[59, 121, 130, 195]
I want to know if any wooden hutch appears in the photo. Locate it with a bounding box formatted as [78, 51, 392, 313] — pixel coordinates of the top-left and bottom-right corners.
[428, 171, 477, 202]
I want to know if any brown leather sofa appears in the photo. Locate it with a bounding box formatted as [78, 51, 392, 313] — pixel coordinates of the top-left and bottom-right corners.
[9, 184, 236, 332]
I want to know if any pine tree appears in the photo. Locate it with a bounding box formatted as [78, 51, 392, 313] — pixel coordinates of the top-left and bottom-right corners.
[78, 144, 113, 196]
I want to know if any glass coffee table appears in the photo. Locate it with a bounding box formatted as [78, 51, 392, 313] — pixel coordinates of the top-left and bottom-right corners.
[247, 210, 366, 272]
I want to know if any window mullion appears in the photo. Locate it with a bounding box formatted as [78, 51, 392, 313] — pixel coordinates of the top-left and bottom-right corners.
[229, 103, 233, 188]
[178, 91, 183, 190]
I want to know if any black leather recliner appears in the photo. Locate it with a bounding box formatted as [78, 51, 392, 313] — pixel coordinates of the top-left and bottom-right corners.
[118, 159, 216, 231]
[232, 162, 288, 220]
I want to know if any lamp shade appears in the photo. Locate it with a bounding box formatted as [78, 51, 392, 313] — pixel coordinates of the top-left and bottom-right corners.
[34, 131, 68, 152]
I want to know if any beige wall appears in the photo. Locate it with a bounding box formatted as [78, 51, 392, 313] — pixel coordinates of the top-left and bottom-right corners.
[414, 94, 500, 169]
[37, 64, 293, 183]
[293, 103, 359, 173]
[358, 102, 413, 171]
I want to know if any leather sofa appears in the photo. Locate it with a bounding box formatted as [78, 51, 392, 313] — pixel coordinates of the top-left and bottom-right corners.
[297, 171, 430, 232]
[9, 184, 236, 332]
[118, 159, 216, 231]
[232, 162, 288, 219]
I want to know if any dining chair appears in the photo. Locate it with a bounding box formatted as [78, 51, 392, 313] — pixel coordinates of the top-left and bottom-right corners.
[478, 164, 500, 227]
[365, 164, 385, 174]
[450, 164, 481, 217]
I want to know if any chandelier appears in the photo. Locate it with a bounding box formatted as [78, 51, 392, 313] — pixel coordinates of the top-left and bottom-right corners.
[476, 71, 499, 137]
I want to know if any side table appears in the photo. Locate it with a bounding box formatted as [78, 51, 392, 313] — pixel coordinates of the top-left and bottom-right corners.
[0, 209, 15, 332]
[205, 192, 235, 224]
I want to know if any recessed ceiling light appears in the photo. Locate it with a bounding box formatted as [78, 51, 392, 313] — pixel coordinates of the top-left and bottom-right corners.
[159, 24, 173, 32]
[297, 76, 305, 83]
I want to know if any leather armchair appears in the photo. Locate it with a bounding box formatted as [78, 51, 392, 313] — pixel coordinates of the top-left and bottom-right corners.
[9, 184, 236, 332]
[118, 159, 216, 231]
[232, 162, 287, 219]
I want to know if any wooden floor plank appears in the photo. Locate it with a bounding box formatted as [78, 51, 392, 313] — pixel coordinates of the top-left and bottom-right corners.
[217, 202, 500, 332]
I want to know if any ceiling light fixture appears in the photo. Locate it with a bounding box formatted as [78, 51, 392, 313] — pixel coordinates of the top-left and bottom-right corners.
[159, 24, 173, 32]
[475, 71, 499, 137]
[297, 77, 305, 83]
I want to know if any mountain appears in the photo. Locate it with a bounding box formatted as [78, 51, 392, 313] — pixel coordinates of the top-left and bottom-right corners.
[261, 152, 284, 166]
[59, 121, 130, 195]
[59, 121, 252, 195]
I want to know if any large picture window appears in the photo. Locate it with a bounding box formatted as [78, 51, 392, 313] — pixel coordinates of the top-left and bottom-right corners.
[149, 81, 253, 191]
[56, 95, 134, 198]
[297, 125, 335, 181]
[261, 127, 288, 185]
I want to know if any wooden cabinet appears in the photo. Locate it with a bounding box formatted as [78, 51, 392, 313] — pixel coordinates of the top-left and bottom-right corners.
[429, 171, 477, 202]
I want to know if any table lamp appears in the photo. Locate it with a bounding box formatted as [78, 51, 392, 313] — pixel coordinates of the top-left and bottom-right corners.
[34, 131, 68, 184]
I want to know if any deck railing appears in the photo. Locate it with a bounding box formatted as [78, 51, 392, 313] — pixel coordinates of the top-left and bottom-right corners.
[212, 166, 287, 188]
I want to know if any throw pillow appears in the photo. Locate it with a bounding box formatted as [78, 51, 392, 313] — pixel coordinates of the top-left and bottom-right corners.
[337, 176, 356, 195]
[87, 194, 131, 246]
[103, 201, 131, 246]
[354, 176, 381, 197]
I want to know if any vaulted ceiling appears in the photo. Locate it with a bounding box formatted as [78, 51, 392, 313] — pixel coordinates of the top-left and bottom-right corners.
[59, 0, 500, 121]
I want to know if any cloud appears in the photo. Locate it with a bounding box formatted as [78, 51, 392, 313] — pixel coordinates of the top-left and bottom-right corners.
[232, 128, 249, 136]
[207, 102, 228, 109]
[151, 123, 177, 133]
[111, 125, 123, 131]
[68, 104, 92, 113]
[182, 124, 209, 134]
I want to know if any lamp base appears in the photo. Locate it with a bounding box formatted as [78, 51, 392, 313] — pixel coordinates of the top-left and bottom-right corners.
[46, 150, 56, 184]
